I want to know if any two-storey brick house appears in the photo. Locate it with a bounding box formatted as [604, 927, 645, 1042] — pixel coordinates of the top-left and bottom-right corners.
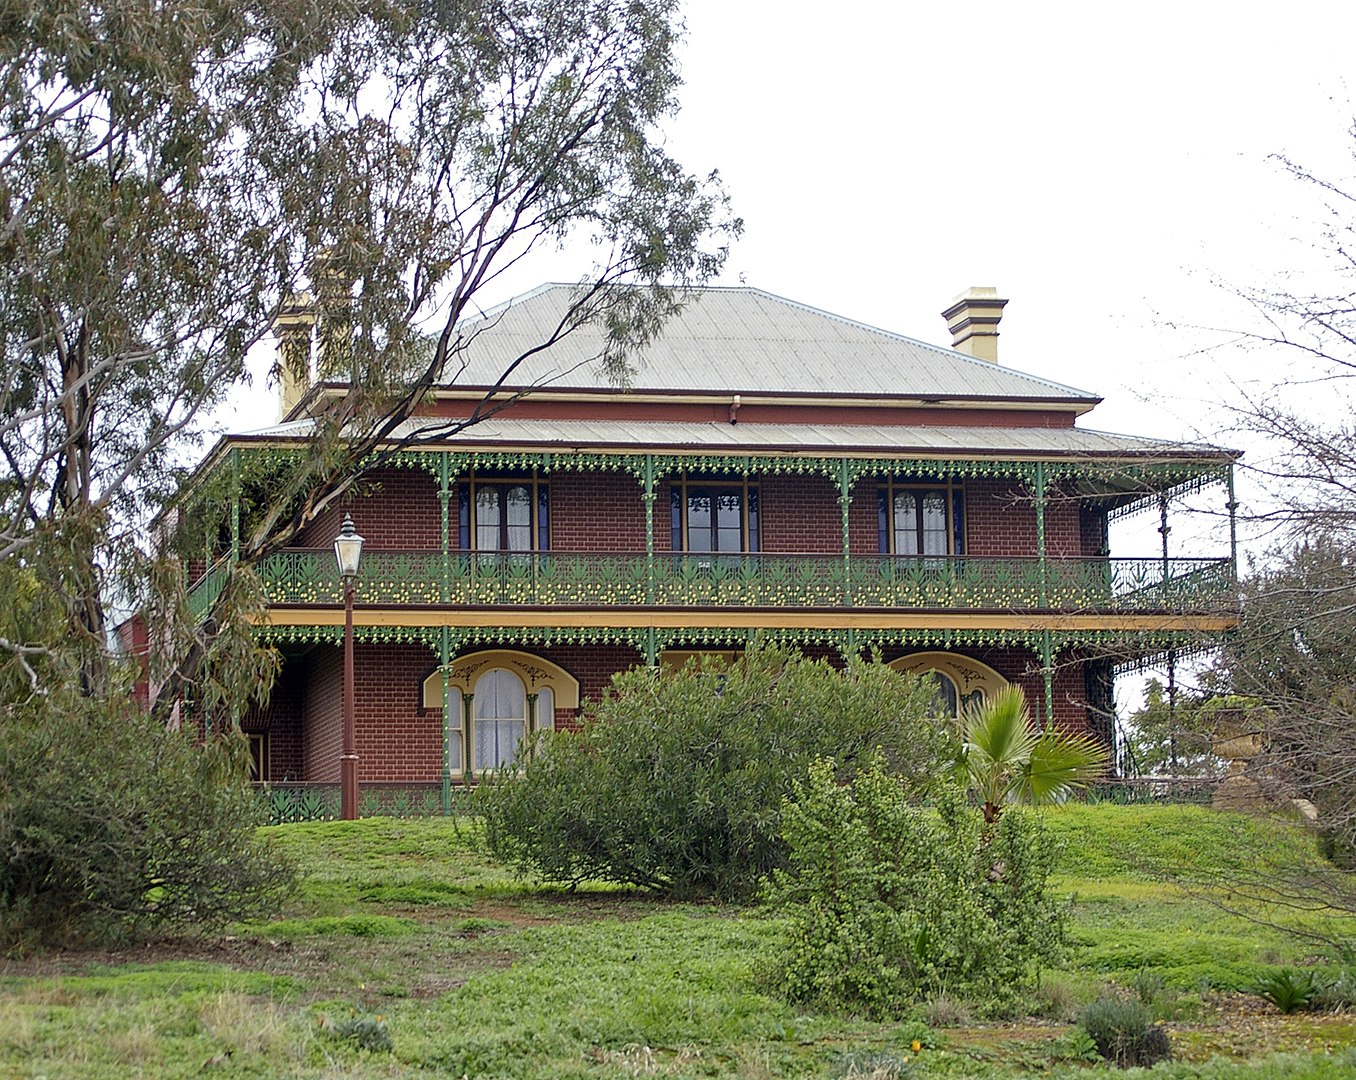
[189, 284, 1238, 815]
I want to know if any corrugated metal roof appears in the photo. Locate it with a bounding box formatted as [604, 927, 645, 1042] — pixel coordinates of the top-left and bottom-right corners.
[444, 284, 1099, 402]
[235, 415, 1231, 461]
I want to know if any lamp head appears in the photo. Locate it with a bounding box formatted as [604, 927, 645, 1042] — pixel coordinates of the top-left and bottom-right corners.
[334, 513, 364, 578]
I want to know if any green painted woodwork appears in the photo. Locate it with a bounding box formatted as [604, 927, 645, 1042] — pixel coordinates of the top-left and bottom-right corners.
[1040, 629, 1054, 731]
[439, 626, 452, 815]
[1034, 461, 1048, 609]
[245, 548, 1235, 613]
[438, 452, 452, 605]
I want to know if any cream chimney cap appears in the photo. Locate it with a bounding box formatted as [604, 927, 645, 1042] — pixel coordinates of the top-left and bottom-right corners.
[941, 286, 1008, 363]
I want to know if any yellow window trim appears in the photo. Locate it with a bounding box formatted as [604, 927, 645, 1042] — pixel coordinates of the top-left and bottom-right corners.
[888, 651, 1007, 700]
[422, 648, 580, 710]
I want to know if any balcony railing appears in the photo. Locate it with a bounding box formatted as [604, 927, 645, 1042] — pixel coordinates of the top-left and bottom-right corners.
[201, 550, 1235, 614]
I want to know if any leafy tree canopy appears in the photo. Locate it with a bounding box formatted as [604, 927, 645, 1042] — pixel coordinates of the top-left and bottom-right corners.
[0, 0, 737, 710]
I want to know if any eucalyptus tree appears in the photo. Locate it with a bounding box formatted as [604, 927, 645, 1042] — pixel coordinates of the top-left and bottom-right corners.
[0, 0, 737, 713]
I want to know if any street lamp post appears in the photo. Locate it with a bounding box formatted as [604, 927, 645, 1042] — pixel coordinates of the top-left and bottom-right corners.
[334, 513, 364, 820]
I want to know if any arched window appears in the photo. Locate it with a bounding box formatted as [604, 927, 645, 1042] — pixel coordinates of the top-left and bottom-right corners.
[423, 650, 577, 779]
[474, 668, 527, 771]
[925, 670, 960, 718]
[889, 652, 1007, 718]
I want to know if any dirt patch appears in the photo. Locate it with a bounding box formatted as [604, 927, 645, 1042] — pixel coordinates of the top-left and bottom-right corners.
[0, 935, 298, 980]
[404, 949, 516, 999]
[942, 995, 1356, 1069]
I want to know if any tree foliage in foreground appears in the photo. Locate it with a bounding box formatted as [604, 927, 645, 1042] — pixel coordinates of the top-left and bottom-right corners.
[0, 0, 736, 719]
[1121, 677, 1220, 778]
[1221, 539, 1356, 845]
[764, 756, 1064, 1016]
[2, 0, 731, 944]
[0, 693, 293, 948]
[475, 647, 949, 900]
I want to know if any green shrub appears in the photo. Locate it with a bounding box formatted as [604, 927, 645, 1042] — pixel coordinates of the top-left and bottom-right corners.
[1316, 828, 1356, 870]
[763, 755, 1065, 1017]
[1314, 965, 1356, 1010]
[0, 699, 294, 947]
[1250, 968, 1319, 1013]
[1078, 995, 1172, 1067]
[1127, 966, 1166, 1005]
[318, 1010, 393, 1053]
[475, 646, 947, 900]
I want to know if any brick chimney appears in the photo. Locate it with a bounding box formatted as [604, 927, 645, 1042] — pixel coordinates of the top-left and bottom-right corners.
[272, 292, 315, 421]
[941, 286, 1008, 363]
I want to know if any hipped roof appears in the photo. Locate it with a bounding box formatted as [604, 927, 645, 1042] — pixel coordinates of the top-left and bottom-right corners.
[440, 284, 1100, 404]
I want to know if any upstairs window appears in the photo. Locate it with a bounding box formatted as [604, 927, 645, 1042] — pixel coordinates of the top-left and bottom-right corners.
[878, 480, 964, 555]
[457, 473, 550, 551]
[671, 478, 760, 552]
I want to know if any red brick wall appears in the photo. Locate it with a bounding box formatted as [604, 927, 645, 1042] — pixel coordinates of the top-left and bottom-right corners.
[881, 645, 1089, 734]
[350, 642, 443, 782]
[301, 647, 342, 780]
[1080, 501, 1109, 558]
[760, 474, 840, 553]
[277, 466, 1096, 561]
[241, 665, 305, 781]
[535, 642, 647, 712]
[296, 468, 441, 550]
[1046, 482, 1085, 558]
[273, 638, 1092, 778]
[961, 478, 1080, 558]
[549, 472, 646, 551]
[848, 482, 878, 554]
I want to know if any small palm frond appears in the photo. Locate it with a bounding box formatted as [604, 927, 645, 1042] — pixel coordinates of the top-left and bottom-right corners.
[961, 685, 1039, 807]
[1018, 730, 1110, 806]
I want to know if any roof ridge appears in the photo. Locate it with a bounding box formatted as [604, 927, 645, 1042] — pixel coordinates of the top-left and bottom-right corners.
[447, 282, 1100, 403]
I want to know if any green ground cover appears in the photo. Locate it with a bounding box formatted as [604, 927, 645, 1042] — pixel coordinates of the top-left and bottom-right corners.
[2, 807, 1355, 1078]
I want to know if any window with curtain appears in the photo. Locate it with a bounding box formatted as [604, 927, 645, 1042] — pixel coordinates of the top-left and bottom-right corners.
[473, 668, 527, 771]
[670, 480, 760, 552]
[458, 476, 550, 551]
[877, 482, 964, 555]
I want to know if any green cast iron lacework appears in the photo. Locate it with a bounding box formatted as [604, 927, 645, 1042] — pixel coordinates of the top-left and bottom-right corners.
[187, 559, 230, 621]
[187, 447, 1228, 556]
[1112, 640, 1224, 675]
[445, 625, 650, 651]
[254, 623, 1223, 661]
[212, 445, 1232, 508]
[257, 783, 470, 823]
[247, 550, 1235, 613]
[1104, 465, 1232, 521]
[258, 625, 343, 646]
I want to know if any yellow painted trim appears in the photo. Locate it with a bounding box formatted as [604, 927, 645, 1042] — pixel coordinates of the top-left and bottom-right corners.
[422, 648, 580, 709]
[263, 607, 1237, 633]
[890, 652, 1008, 701]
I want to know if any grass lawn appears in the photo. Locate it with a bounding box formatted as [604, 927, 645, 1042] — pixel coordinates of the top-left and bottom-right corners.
[3, 806, 1356, 1077]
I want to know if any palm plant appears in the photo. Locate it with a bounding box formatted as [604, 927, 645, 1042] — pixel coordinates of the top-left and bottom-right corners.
[958, 686, 1109, 823]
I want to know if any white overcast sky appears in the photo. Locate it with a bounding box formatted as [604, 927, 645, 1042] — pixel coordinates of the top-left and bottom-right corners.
[232, 0, 1356, 559]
